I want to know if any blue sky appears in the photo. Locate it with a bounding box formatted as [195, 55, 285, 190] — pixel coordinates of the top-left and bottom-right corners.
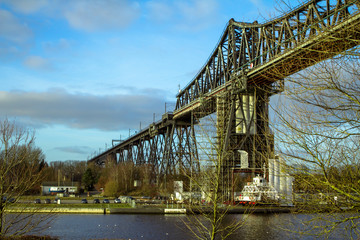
[0, 0, 298, 162]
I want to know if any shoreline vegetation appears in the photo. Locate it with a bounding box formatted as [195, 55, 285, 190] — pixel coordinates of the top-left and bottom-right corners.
[6, 203, 359, 215]
[0, 236, 58, 240]
[5, 196, 357, 215]
[6, 198, 294, 214]
[5, 205, 292, 214]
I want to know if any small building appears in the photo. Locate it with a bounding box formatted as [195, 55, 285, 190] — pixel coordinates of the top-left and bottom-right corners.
[41, 181, 79, 196]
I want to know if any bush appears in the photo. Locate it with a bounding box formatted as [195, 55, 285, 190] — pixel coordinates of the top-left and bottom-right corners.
[104, 180, 119, 197]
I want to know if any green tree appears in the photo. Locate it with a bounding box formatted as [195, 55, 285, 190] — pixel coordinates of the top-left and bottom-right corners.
[82, 168, 96, 191]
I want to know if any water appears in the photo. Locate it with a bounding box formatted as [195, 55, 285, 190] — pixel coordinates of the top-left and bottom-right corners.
[35, 213, 355, 240]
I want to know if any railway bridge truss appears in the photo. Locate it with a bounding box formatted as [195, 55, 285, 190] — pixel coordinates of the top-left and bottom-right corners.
[88, 0, 360, 197]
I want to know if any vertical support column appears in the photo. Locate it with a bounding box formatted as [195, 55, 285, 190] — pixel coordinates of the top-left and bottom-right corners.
[216, 92, 235, 200]
[228, 19, 237, 71]
[190, 113, 200, 174]
[274, 156, 280, 192]
[159, 122, 174, 185]
[268, 158, 274, 187]
[108, 152, 117, 164]
[233, 89, 258, 176]
[279, 157, 286, 195]
[118, 149, 125, 163]
[219, 84, 274, 200]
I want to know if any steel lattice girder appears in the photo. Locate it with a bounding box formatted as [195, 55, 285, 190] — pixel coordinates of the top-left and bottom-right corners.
[88, 0, 360, 190]
[175, 0, 360, 112]
[91, 116, 199, 179]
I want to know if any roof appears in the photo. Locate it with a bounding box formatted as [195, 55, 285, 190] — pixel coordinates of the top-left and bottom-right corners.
[41, 181, 79, 187]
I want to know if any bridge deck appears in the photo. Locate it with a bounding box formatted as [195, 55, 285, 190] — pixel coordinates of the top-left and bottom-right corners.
[88, 0, 360, 167]
[174, 11, 360, 121]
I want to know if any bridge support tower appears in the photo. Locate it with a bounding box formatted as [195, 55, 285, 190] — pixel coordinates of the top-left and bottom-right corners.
[190, 75, 278, 201]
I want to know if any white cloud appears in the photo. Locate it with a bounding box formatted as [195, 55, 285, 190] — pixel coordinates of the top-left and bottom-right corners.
[23, 55, 53, 71]
[146, 0, 219, 31]
[0, 9, 32, 43]
[43, 38, 72, 54]
[63, 0, 140, 32]
[1, 0, 140, 32]
[0, 9, 33, 61]
[0, 0, 48, 13]
[146, 1, 173, 22]
[176, 0, 218, 20]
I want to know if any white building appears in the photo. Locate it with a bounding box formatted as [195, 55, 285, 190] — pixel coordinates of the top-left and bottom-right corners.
[41, 181, 79, 196]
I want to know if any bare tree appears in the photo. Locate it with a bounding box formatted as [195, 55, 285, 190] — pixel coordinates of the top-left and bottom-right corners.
[97, 160, 138, 196]
[259, 0, 360, 236]
[0, 118, 51, 237]
[272, 45, 360, 238]
[181, 108, 251, 240]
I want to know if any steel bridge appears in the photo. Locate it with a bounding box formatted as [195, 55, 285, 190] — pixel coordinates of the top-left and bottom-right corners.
[88, 0, 360, 195]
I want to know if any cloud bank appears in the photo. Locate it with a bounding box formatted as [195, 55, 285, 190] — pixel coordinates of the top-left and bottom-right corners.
[0, 89, 171, 131]
[54, 146, 93, 155]
[1, 0, 141, 32]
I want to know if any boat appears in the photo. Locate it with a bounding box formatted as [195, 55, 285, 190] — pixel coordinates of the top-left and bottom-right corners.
[235, 175, 280, 205]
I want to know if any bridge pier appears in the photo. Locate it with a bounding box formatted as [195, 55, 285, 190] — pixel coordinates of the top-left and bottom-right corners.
[198, 83, 275, 200]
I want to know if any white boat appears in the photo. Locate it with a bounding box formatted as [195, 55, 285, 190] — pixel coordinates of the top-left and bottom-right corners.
[235, 175, 279, 205]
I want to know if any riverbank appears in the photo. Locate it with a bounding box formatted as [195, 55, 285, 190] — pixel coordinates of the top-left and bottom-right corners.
[5, 207, 107, 214]
[109, 206, 291, 214]
[5, 205, 292, 215]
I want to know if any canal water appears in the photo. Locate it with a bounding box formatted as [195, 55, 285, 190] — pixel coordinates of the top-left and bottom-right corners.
[35, 213, 353, 240]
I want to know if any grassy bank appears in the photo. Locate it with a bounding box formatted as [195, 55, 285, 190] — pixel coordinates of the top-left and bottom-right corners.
[5, 203, 131, 214]
[5, 207, 106, 214]
[9, 203, 131, 208]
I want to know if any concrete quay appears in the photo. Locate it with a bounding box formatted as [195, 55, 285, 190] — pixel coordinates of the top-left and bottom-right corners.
[6, 206, 292, 215]
[109, 206, 292, 214]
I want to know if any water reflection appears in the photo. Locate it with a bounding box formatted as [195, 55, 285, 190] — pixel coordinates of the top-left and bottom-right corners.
[41, 214, 190, 240]
[36, 213, 355, 240]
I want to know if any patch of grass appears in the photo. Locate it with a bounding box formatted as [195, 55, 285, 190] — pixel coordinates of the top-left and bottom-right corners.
[0, 235, 58, 240]
[53, 203, 131, 209]
[8, 203, 131, 209]
[19, 196, 121, 201]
